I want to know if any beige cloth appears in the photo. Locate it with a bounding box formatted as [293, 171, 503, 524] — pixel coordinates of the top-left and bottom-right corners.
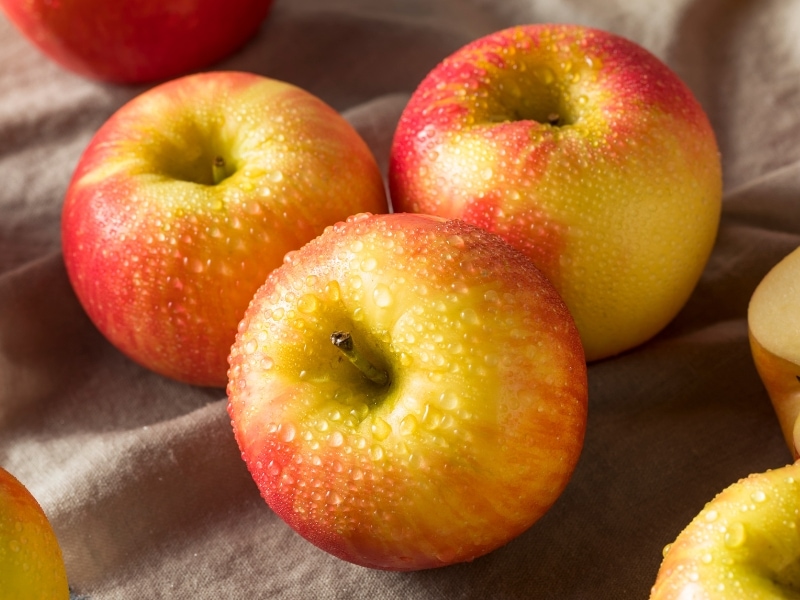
[2, 0, 800, 598]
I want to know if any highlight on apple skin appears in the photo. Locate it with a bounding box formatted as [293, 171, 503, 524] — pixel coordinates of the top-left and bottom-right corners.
[227, 212, 589, 571]
[389, 23, 722, 362]
[0, 467, 69, 600]
[650, 461, 800, 599]
[62, 71, 388, 388]
[749, 246, 800, 459]
[0, 0, 275, 84]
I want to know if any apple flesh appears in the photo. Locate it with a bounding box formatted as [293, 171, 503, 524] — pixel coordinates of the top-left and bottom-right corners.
[389, 23, 722, 361]
[749, 246, 800, 458]
[62, 71, 388, 387]
[651, 461, 800, 599]
[0, 467, 69, 600]
[227, 212, 588, 570]
[0, 0, 274, 83]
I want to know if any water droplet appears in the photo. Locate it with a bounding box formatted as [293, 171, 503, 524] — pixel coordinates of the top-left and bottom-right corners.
[270, 170, 284, 182]
[298, 294, 319, 314]
[447, 235, 465, 248]
[460, 308, 480, 325]
[704, 509, 718, 522]
[329, 431, 344, 447]
[701, 553, 713, 564]
[371, 417, 392, 441]
[400, 414, 419, 436]
[367, 443, 385, 462]
[361, 257, 377, 272]
[373, 284, 393, 308]
[751, 490, 767, 503]
[724, 522, 746, 548]
[439, 391, 460, 410]
[326, 280, 341, 301]
[661, 543, 672, 558]
[280, 423, 296, 442]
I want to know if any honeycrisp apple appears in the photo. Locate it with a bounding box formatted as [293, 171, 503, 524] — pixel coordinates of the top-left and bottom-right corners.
[389, 24, 723, 361]
[227, 212, 589, 570]
[62, 71, 388, 387]
[749, 246, 800, 459]
[650, 461, 800, 599]
[0, 0, 274, 83]
[0, 467, 69, 600]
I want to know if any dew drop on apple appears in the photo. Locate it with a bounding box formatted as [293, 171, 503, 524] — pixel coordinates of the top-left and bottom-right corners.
[279, 423, 296, 442]
[723, 521, 746, 548]
[371, 417, 392, 441]
[373, 284, 393, 308]
[298, 294, 319, 314]
[369, 445, 384, 461]
[751, 490, 767, 503]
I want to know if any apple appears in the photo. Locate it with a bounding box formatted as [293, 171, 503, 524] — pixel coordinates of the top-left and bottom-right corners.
[650, 461, 800, 599]
[0, 0, 274, 83]
[62, 71, 388, 388]
[0, 467, 69, 599]
[389, 23, 723, 362]
[227, 212, 589, 570]
[748, 246, 800, 459]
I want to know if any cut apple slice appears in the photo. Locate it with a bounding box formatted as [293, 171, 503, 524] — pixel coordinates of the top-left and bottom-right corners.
[748, 246, 800, 458]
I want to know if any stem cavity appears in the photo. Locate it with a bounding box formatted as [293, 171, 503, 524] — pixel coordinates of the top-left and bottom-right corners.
[331, 331, 389, 386]
[212, 156, 227, 185]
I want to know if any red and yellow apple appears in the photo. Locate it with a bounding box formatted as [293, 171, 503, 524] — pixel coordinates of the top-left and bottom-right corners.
[651, 461, 800, 599]
[227, 212, 589, 570]
[62, 71, 388, 388]
[0, 0, 274, 83]
[0, 467, 69, 600]
[749, 246, 800, 459]
[389, 24, 722, 361]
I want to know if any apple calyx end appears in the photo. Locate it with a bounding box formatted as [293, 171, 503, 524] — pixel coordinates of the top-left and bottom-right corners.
[331, 331, 389, 387]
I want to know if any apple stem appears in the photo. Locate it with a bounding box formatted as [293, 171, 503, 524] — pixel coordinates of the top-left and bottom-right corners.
[212, 156, 227, 185]
[547, 112, 560, 126]
[331, 331, 389, 386]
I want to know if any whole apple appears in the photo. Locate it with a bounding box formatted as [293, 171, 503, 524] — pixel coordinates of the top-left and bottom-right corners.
[227, 212, 589, 570]
[749, 246, 800, 459]
[62, 71, 388, 387]
[650, 461, 800, 599]
[0, 0, 274, 83]
[0, 467, 69, 599]
[389, 24, 723, 361]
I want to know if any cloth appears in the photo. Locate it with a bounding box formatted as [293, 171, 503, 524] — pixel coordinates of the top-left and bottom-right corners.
[2, 0, 800, 597]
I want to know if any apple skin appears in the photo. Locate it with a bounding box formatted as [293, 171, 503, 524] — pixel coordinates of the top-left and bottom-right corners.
[650, 461, 800, 599]
[227, 212, 589, 571]
[0, 0, 274, 84]
[748, 246, 800, 459]
[389, 24, 722, 362]
[62, 71, 388, 388]
[0, 467, 69, 600]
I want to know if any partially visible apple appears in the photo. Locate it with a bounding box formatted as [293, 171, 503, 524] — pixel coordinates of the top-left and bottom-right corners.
[227, 212, 588, 570]
[650, 461, 800, 599]
[749, 246, 800, 459]
[389, 24, 722, 361]
[62, 71, 388, 387]
[0, 0, 274, 83]
[0, 467, 69, 599]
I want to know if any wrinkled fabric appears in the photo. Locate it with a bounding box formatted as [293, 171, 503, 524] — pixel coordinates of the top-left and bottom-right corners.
[2, 0, 799, 598]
